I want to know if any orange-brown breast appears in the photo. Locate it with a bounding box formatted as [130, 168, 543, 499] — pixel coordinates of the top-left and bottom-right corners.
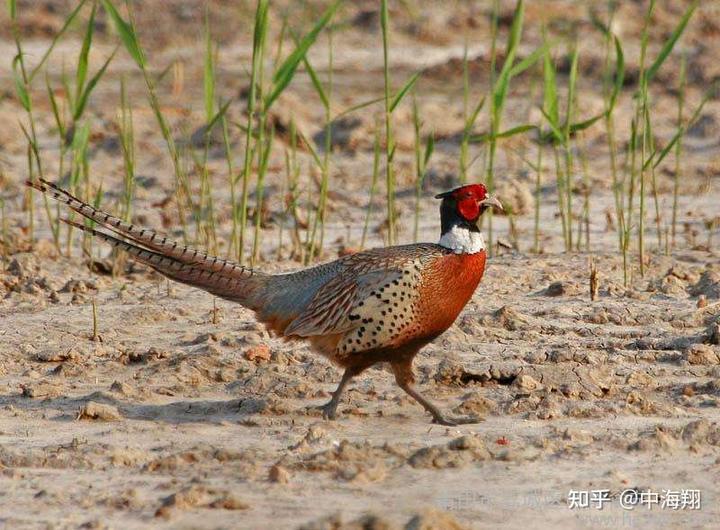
[414, 250, 487, 338]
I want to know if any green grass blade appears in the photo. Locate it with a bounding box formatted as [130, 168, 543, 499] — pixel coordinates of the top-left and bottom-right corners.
[70, 122, 91, 189]
[493, 0, 524, 112]
[259, 127, 274, 172]
[492, 123, 536, 139]
[470, 124, 536, 143]
[568, 113, 603, 134]
[101, 0, 145, 68]
[73, 47, 117, 122]
[46, 74, 66, 139]
[332, 96, 386, 120]
[266, 0, 340, 109]
[464, 95, 486, 131]
[649, 133, 680, 170]
[509, 42, 547, 78]
[155, 59, 177, 85]
[273, 17, 288, 71]
[28, 0, 88, 82]
[203, 9, 215, 122]
[542, 41, 559, 126]
[652, 82, 716, 169]
[295, 130, 323, 168]
[540, 107, 563, 143]
[18, 122, 35, 153]
[381, 0, 389, 44]
[646, 0, 698, 83]
[60, 63, 73, 114]
[252, 0, 269, 50]
[462, 39, 469, 127]
[302, 53, 329, 110]
[381, 0, 397, 244]
[504, 0, 525, 61]
[205, 98, 233, 134]
[589, 8, 610, 36]
[389, 71, 422, 113]
[71, 121, 90, 152]
[564, 45, 579, 137]
[75, 1, 97, 107]
[360, 128, 381, 249]
[608, 35, 624, 112]
[7, 0, 16, 19]
[11, 54, 30, 111]
[423, 132, 435, 167]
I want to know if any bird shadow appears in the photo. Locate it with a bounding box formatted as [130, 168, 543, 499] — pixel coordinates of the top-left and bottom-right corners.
[0, 390, 274, 425]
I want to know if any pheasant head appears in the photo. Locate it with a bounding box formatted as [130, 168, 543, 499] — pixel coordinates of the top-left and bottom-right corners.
[435, 184, 502, 254]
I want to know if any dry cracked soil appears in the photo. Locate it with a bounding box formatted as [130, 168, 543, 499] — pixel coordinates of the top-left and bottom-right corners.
[1, 1, 720, 528]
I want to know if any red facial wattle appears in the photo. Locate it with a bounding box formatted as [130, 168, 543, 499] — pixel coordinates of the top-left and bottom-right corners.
[457, 197, 480, 221]
[453, 184, 487, 221]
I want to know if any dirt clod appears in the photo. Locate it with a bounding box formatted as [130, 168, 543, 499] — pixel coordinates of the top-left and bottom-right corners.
[405, 509, 469, 530]
[35, 348, 79, 362]
[155, 486, 212, 518]
[269, 463, 291, 483]
[685, 344, 720, 365]
[77, 402, 123, 421]
[245, 344, 272, 363]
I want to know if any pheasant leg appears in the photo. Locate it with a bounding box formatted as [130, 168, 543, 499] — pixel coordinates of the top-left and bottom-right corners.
[392, 360, 482, 426]
[318, 366, 362, 420]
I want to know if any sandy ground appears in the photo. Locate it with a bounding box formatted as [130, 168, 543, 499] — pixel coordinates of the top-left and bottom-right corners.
[1, 1, 720, 529]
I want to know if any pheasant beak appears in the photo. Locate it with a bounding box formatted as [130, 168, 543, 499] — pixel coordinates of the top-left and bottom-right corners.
[480, 195, 503, 212]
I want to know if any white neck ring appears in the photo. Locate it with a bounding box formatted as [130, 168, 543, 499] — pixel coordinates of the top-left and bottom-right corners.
[438, 225, 485, 254]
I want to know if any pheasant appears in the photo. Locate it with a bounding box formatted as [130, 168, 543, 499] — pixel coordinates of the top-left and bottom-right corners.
[28, 179, 501, 425]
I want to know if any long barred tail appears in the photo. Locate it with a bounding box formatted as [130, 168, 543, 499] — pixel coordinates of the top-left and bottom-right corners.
[27, 179, 267, 306]
[29, 178, 243, 274]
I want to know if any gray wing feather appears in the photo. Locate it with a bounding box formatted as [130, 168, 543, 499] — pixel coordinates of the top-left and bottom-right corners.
[284, 268, 403, 337]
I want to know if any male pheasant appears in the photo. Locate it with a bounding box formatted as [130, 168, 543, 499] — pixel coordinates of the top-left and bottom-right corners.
[28, 179, 501, 425]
